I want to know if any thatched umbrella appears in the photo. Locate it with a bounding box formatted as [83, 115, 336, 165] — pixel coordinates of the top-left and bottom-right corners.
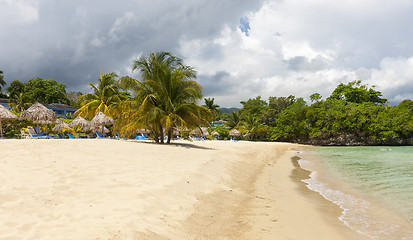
[19, 102, 57, 133]
[52, 120, 70, 132]
[0, 105, 17, 137]
[69, 115, 89, 129]
[244, 133, 252, 139]
[89, 111, 114, 135]
[212, 131, 220, 137]
[229, 129, 241, 137]
[190, 127, 208, 137]
[88, 125, 110, 133]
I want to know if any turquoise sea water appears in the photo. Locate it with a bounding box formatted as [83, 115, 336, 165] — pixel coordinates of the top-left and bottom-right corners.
[300, 146, 413, 239]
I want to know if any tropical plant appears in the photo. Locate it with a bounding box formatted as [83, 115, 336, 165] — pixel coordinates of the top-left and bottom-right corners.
[118, 51, 213, 144]
[9, 92, 32, 113]
[239, 114, 267, 140]
[6, 80, 25, 99]
[225, 111, 240, 129]
[76, 71, 124, 119]
[203, 97, 220, 120]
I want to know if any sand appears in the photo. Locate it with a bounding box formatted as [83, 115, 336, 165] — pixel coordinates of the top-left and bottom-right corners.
[0, 139, 366, 239]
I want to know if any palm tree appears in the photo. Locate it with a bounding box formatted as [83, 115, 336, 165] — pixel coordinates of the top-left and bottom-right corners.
[118, 51, 212, 144]
[239, 114, 266, 140]
[225, 111, 240, 129]
[0, 70, 5, 92]
[9, 92, 32, 113]
[203, 97, 220, 120]
[76, 70, 124, 119]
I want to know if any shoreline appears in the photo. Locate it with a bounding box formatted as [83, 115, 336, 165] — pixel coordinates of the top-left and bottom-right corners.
[0, 139, 367, 239]
[243, 144, 367, 240]
[300, 146, 413, 239]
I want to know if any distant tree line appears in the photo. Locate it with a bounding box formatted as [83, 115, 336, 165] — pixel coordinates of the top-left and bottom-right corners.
[0, 72, 83, 110]
[215, 81, 412, 145]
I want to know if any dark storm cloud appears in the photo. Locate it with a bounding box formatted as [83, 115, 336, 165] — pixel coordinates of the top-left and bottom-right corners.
[198, 71, 233, 96]
[0, 0, 265, 93]
[1, 0, 413, 107]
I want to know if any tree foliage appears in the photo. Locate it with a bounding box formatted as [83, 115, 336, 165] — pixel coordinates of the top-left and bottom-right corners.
[117, 51, 212, 144]
[327, 80, 387, 105]
[23, 78, 70, 104]
[76, 71, 124, 119]
[229, 81, 412, 145]
[203, 97, 220, 120]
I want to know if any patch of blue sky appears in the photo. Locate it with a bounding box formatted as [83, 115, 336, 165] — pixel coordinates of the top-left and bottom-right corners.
[239, 17, 250, 36]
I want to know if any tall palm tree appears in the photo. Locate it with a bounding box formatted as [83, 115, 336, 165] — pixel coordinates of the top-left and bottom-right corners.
[76, 70, 124, 119]
[118, 51, 212, 144]
[203, 97, 220, 120]
[0, 70, 5, 92]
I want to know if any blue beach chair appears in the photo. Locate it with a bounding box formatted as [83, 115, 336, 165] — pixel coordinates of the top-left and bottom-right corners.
[96, 132, 111, 139]
[135, 134, 146, 140]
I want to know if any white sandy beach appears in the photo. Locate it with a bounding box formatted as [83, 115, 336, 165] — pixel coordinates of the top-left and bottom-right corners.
[0, 139, 365, 239]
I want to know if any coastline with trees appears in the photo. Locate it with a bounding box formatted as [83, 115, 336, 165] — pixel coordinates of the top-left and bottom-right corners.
[0, 54, 411, 145]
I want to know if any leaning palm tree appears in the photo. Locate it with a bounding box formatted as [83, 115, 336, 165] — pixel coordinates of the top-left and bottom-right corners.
[118, 51, 212, 144]
[76, 70, 124, 119]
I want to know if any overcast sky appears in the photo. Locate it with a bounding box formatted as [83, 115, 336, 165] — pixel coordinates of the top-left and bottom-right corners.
[1, 0, 413, 107]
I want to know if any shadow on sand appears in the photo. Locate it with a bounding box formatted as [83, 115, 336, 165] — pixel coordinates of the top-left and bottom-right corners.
[133, 140, 214, 150]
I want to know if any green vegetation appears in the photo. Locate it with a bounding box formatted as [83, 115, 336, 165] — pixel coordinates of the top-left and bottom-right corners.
[218, 80, 412, 145]
[203, 98, 220, 120]
[1, 58, 411, 145]
[76, 71, 125, 119]
[5, 78, 70, 108]
[116, 51, 212, 144]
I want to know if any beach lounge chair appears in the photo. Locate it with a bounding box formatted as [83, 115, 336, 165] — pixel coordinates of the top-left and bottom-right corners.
[21, 130, 30, 139]
[67, 133, 74, 139]
[116, 132, 126, 140]
[96, 132, 110, 139]
[135, 134, 146, 140]
[28, 128, 48, 139]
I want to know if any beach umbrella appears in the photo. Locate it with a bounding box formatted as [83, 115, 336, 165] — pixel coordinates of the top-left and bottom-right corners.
[89, 111, 114, 135]
[190, 127, 208, 136]
[88, 125, 110, 133]
[19, 102, 57, 132]
[229, 129, 241, 137]
[244, 133, 251, 138]
[69, 115, 89, 129]
[0, 105, 17, 137]
[212, 131, 220, 137]
[52, 120, 70, 132]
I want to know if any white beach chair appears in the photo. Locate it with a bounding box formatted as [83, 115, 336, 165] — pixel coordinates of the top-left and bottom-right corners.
[20, 130, 30, 139]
